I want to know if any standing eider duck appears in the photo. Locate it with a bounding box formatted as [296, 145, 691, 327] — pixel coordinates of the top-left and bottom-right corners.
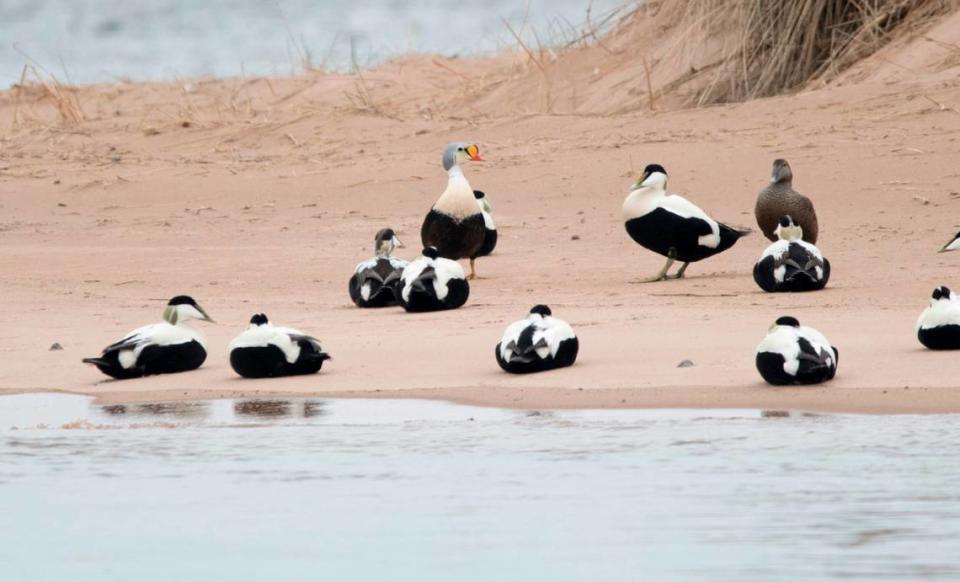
[756, 159, 819, 244]
[917, 286, 960, 350]
[939, 232, 960, 253]
[623, 164, 749, 282]
[82, 295, 214, 379]
[755, 316, 838, 386]
[349, 228, 408, 308]
[495, 305, 578, 374]
[474, 190, 498, 256]
[753, 215, 830, 292]
[229, 313, 330, 378]
[399, 246, 470, 312]
[421, 143, 487, 279]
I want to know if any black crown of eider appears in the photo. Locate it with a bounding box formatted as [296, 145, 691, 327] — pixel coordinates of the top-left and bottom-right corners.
[643, 163, 667, 176]
[375, 228, 395, 241]
[778, 215, 794, 227]
[933, 286, 952, 300]
[168, 295, 198, 307]
[775, 316, 800, 327]
[473, 190, 486, 200]
[250, 313, 269, 325]
[422, 246, 440, 260]
[529, 304, 552, 317]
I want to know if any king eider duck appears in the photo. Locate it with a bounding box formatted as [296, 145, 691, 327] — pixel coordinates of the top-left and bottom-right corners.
[756, 159, 819, 244]
[349, 228, 408, 308]
[753, 215, 830, 292]
[755, 316, 838, 386]
[399, 246, 469, 312]
[495, 305, 578, 374]
[474, 190, 497, 256]
[82, 295, 214, 379]
[623, 164, 749, 282]
[229, 313, 331, 378]
[421, 143, 487, 279]
[939, 232, 960, 253]
[916, 286, 960, 350]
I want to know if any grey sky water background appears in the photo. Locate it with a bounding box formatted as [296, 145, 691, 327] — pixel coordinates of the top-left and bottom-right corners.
[0, 0, 628, 87]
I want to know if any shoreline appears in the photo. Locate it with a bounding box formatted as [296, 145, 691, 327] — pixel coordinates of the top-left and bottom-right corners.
[4, 385, 958, 415]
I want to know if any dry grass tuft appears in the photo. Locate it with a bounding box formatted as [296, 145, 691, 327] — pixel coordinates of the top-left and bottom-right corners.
[660, 0, 957, 105]
[11, 64, 85, 127]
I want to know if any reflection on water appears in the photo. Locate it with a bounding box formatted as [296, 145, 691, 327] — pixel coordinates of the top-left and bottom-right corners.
[1, 393, 960, 581]
[234, 399, 292, 418]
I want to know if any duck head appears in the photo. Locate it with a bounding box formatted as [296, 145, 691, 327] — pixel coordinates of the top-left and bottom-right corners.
[162, 295, 214, 325]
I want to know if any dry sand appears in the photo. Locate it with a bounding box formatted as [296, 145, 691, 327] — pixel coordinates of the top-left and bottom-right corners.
[3, 9, 960, 413]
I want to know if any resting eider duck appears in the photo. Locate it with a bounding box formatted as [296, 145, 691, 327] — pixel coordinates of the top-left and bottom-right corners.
[755, 316, 838, 386]
[349, 228, 408, 308]
[421, 143, 487, 279]
[756, 159, 819, 244]
[229, 313, 331, 378]
[495, 305, 578, 374]
[753, 215, 830, 292]
[82, 295, 214, 379]
[623, 163, 749, 282]
[399, 246, 470, 312]
[474, 190, 497, 256]
[916, 286, 960, 350]
[939, 232, 960, 253]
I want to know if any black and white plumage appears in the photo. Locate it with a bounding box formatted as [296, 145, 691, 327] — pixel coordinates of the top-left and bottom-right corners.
[398, 246, 470, 312]
[229, 313, 330, 378]
[622, 164, 749, 282]
[940, 231, 960, 253]
[349, 228, 408, 308]
[474, 190, 497, 257]
[916, 286, 960, 350]
[755, 316, 838, 386]
[420, 142, 487, 279]
[753, 215, 830, 292]
[82, 295, 214, 379]
[495, 305, 578, 374]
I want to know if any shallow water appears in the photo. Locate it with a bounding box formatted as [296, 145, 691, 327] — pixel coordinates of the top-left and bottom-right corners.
[2, 393, 959, 581]
[0, 0, 625, 87]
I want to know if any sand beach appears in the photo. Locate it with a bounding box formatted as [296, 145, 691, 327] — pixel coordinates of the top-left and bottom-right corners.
[3, 4, 960, 412]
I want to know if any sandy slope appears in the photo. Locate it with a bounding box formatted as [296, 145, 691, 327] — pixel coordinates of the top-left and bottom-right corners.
[3, 12, 960, 412]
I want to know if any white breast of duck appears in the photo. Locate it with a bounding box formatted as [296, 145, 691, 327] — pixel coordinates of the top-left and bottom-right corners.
[435, 166, 482, 221]
[917, 286, 960, 330]
[400, 254, 465, 302]
[229, 322, 314, 364]
[622, 175, 721, 249]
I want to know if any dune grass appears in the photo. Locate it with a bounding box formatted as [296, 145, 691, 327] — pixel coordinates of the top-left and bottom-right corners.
[660, 0, 956, 104]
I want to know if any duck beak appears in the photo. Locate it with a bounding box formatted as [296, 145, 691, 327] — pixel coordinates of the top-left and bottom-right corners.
[467, 144, 483, 162]
[197, 306, 215, 324]
[393, 235, 405, 248]
[939, 241, 954, 253]
[633, 171, 649, 189]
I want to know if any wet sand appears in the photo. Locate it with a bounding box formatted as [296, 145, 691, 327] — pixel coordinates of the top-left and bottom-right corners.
[3, 12, 960, 413]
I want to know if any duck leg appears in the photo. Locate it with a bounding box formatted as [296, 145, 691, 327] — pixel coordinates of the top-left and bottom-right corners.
[632, 255, 675, 284]
[667, 262, 690, 280]
[468, 258, 477, 280]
